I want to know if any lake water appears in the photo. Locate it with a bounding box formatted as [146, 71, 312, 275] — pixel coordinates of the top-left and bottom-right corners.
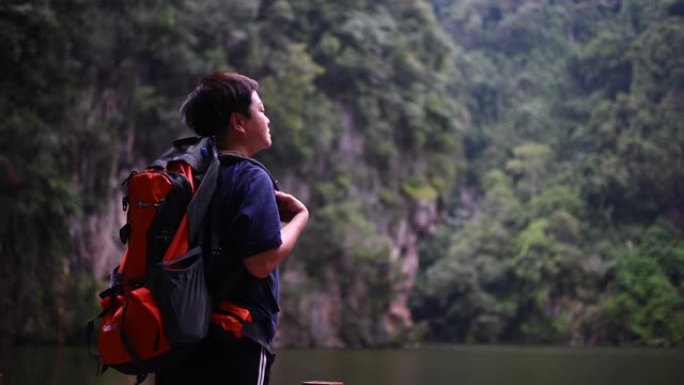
[1, 345, 683, 385]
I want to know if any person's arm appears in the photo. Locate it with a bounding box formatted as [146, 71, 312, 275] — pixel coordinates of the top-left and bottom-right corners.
[243, 191, 309, 278]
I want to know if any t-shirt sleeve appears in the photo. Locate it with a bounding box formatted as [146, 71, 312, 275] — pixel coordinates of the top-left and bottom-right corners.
[236, 166, 282, 259]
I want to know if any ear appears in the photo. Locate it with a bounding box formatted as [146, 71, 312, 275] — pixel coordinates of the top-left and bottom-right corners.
[229, 111, 246, 133]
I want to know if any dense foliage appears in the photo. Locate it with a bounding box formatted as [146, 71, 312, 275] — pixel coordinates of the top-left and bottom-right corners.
[1, 0, 682, 347]
[413, 0, 684, 346]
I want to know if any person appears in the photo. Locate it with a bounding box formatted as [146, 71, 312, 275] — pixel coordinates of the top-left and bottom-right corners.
[156, 72, 309, 385]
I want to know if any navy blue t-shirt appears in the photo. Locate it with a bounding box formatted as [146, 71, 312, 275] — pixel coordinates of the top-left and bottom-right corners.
[205, 160, 282, 342]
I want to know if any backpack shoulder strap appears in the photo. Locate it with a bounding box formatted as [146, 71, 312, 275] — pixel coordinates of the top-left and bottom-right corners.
[187, 144, 219, 245]
[209, 152, 279, 306]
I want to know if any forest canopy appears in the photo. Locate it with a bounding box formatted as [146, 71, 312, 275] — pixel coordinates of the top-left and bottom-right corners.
[1, 0, 682, 347]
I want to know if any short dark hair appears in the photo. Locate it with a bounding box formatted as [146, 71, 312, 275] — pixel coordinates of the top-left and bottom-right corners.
[180, 72, 259, 137]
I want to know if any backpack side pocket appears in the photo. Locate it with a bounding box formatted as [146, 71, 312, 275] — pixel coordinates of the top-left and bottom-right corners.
[156, 246, 212, 345]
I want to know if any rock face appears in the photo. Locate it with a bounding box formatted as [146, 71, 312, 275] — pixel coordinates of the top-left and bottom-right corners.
[271, 108, 447, 347]
[384, 200, 439, 342]
[73, 191, 127, 281]
[274, 197, 442, 347]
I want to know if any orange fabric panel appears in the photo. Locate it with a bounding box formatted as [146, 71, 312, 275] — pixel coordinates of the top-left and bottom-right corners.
[161, 215, 190, 264]
[168, 162, 196, 192]
[99, 287, 172, 365]
[119, 169, 173, 283]
[211, 301, 252, 338]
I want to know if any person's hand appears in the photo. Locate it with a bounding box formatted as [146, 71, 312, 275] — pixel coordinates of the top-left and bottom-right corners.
[275, 191, 308, 223]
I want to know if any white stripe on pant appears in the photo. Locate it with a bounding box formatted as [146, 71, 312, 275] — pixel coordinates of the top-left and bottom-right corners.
[256, 348, 267, 385]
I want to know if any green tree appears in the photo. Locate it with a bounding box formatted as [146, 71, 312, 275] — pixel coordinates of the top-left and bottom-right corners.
[600, 226, 684, 346]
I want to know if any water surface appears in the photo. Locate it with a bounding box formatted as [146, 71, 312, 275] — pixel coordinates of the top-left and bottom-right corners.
[1, 345, 682, 385]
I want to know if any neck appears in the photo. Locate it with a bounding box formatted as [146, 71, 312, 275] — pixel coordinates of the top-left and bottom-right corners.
[219, 148, 250, 158]
[216, 137, 251, 157]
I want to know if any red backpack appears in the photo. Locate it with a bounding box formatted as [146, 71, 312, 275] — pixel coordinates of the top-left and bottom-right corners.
[87, 137, 219, 384]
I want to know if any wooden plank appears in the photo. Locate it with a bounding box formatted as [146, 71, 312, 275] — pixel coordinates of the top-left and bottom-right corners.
[302, 382, 344, 385]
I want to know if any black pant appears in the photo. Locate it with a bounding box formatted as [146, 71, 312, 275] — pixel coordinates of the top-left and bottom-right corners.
[156, 337, 275, 385]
